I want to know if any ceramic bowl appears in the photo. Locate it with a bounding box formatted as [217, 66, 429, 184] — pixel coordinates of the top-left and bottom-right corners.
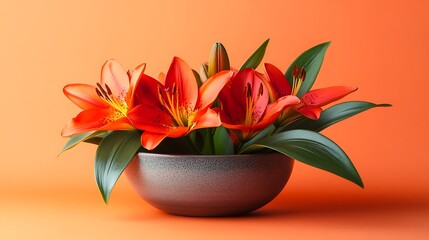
[125, 152, 294, 217]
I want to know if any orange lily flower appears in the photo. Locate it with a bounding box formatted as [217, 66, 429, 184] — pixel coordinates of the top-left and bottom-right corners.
[218, 68, 300, 141]
[128, 57, 233, 150]
[61, 60, 145, 137]
[264, 63, 357, 122]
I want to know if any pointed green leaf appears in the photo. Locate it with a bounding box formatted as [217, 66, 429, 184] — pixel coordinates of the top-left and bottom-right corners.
[213, 126, 234, 155]
[208, 42, 230, 77]
[59, 131, 107, 156]
[281, 101, 392, 132]
[240, 39, 270, 70]
[285, 42, 330, 97]
[239, 124, 275, 153]
[241, 130, 364, 187]
[84, 136, 106, 145]
[95, 130, 141, 203]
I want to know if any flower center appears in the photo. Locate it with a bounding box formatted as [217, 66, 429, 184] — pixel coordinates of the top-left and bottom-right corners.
[96, 83, 128, 117]
[157, 83, 194, 127]
[244, 82, 264, 126]
[291, 66, 306, 96]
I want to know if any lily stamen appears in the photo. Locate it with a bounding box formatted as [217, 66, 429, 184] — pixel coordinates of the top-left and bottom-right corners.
[244, 83, 253, 125]
[291, 66, 306, 96]
[96, 83, 109, 98]
[244, 82, 265, 126]
[258, 82, 264, 96]
[95, 83, 128, 117]
[158, 84, 187, 127]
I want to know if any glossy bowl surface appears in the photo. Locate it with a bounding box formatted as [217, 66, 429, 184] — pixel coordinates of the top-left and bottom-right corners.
[125, 153, 294, 217]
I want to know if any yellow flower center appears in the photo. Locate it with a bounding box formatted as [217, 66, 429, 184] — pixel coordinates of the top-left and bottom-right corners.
[158, 83, 195, 127]
[96, 83, 128, 117]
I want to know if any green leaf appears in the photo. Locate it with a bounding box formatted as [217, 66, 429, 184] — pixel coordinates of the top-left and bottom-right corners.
[281, 101, 392, 132]
[95, 130, 141, 203]
[239, 124, 275, 153]
[213, 127, 234, 155]
[201, 129, 215, 155]
[240, 39, 270, 70]
[285, 42, 330, 97]
[241, 130, 364, 188]
[84, 136, 105, 145]
[59, 131, 107, 156]
[188, 131, 203, 153]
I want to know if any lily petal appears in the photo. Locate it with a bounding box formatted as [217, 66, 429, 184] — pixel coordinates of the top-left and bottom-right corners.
[221, 95, 300, 139]
[229, 69, 269, 122]
[296, 105, 322, 120]
[127, 63, 146, 107]
[218, 73, 246, 124]
[100, 59, 130, 99]
[61, 108, 132, 136]
[221, 121, 253, 132]
[192, 108, 222, 130]
[141, 126, 189, 150]
[259, 95, 301, 127]
[239, 69, 269, 122]
[229, 69, 252, 107]
[198, 70, 233, 109]
[264, 63, 292, 98]
[128, 103, 174, 134]
[63, 84, 108, 110]
[301, 86, 357, 107]
[129, 63, 146, 89]
[132, 73, 164, 108]
[165, 126, 189, 138]
[141, 132, 167, 150]
[158, 72, 166, 85]
[165, 57, 198, 110]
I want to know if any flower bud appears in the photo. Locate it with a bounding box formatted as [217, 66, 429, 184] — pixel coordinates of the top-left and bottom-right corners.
[208, 42, 230, 77]
[199, 64, 209, 83]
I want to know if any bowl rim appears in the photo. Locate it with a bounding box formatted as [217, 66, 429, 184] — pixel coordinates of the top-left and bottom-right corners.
[137, 152, 290, 159]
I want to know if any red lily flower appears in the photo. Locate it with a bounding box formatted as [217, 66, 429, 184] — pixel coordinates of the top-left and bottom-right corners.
[264, 63, 357, 122]
[218, 68, 300, 140]
[128, 57, 233, 150]
[62, 60, 145, 136]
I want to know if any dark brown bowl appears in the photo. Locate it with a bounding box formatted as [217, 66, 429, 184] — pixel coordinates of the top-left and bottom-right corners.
[125, 152, 294, 217]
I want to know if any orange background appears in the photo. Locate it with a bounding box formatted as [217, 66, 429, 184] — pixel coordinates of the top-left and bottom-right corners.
[1, 0, 428, 239]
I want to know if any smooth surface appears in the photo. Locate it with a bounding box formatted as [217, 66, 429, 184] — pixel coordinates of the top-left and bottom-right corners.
[1, 0, 429, 239]
[126, 153, 294, 216]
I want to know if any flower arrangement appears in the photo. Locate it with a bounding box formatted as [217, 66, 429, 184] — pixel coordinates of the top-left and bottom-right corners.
[61, 39, 390, 203]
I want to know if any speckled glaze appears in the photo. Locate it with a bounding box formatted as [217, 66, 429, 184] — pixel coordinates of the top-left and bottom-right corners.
[125, 152, 294, 217]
